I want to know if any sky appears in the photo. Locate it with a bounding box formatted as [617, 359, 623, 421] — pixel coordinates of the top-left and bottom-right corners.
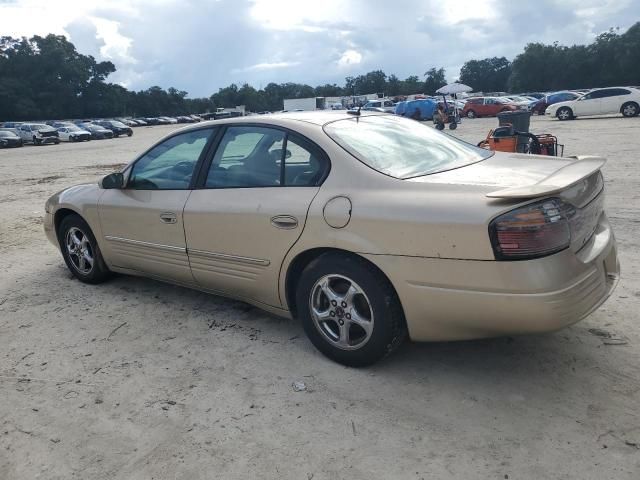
[1, 0, 638, 97]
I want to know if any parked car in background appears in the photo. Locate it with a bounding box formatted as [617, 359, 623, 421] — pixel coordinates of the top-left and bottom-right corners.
[95, 120, 133, 137]
[519, 92, 545, 99]
[1, 122, 23, 129]
[158, 116, 178, 124]
[132, 118, 148, 126]
[394, 101, 407, 116]
[0, 128, 23, 148]
[115, 118, 138, 127]
[16, 123, 60, 145]
[44, 112, 619, 366]
[531, 91, 581, 115]
[363, 99, 396, 113]
[546, 87, 640, 120]
[503, 96, 538, 110]
[189, 115, 202, 122]
[176, 116, 196, 123]
[462, 97, 521, 118]
[57, 125, 92, 142]
[83, 124, 114, 139]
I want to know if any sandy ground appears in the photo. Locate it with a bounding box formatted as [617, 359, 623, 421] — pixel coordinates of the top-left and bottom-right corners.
[0, 115, 639, 479]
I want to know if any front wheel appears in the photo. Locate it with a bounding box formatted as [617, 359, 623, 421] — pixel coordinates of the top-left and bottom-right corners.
[466, 110, 476, 119]
[556, 107, 573, 121]
[621, 102, 639, 118]
[449, 122, 457, 130]
[296, 252, 406, 367]
[127, 131, 133, 137]
[58, 214, 111, 284]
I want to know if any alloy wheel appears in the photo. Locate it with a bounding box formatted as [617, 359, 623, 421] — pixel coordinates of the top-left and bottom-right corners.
[65, 227, 94, 274]
[309, 274, 374, 351]
[623, 104, 637, 117]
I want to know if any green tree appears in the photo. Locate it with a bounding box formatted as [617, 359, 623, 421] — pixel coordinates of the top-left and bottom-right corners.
[423, 67, 446, 95]
[459, 57, 511, 93]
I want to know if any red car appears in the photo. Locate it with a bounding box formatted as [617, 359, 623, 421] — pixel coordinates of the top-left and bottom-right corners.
[462, 97, 520, 118]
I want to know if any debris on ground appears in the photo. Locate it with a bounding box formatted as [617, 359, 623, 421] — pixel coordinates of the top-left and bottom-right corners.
[292, 381, 307, 392]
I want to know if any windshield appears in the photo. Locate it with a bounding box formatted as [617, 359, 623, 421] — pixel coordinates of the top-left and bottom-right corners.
[0, 130, 17, 137]
[111, 121, 126, 127]
[67, 126, 83, 132]
[324, 115, 492, 179]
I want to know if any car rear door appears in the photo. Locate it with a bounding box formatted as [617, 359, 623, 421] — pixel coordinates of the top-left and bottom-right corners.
[183, 125, 329, 308]
[98, 127, 217, 284]
[573, 90, 602, 116]
[598, 88, 631, 114]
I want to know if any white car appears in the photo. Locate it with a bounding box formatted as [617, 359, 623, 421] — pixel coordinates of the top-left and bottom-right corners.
[57, 126, 92, 142]
[546, 87, 640, 120]
[363, 99, 396, 113]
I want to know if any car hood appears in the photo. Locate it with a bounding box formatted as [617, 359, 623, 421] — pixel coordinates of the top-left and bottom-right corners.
[407, 151, 575, 193]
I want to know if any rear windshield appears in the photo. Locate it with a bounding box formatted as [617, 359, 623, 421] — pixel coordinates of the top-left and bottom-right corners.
[324, 115, 492, 179]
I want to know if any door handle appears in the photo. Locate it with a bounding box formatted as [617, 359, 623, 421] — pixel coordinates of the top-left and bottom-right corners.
[270, 215, 298, 229]
[159, 212, 177, 224]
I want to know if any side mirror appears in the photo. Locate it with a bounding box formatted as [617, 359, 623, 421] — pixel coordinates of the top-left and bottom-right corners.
[100, 172, 124, 189]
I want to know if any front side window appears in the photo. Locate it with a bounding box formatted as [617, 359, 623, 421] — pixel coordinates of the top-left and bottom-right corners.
[128, 128, 215, 190]
[324, 115, 492, 179]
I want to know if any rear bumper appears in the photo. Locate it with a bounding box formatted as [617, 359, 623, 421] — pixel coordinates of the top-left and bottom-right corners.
[365, 213, 619, 341]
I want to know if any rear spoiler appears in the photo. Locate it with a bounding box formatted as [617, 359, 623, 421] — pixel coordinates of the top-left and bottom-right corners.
[486, 155, 606, 199]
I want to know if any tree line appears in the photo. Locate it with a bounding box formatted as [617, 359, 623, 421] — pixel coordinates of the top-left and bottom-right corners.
[1, 23, 638, 121]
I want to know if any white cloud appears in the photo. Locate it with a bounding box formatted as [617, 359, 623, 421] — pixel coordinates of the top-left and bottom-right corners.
[0, 0, 638, 96]
[337, 49, 362, 67]
[232, 61, 301, 73]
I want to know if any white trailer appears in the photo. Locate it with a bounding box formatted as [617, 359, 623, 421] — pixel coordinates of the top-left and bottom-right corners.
[283, 97, 326, 111]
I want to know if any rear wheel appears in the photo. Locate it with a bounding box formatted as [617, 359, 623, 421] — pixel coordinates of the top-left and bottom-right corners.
[296, 252, 406, 367]
[58, 214, 111, 284]
[466, 110, 476, 119]
[449, 122, 457, 130]
[621, 102, 639, 118]
[557, 107, 573, 121]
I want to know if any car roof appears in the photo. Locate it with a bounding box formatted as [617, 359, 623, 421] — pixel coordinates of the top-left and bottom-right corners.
[183, 110, 389, 129]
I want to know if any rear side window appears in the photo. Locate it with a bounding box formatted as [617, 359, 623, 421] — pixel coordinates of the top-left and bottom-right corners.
[205, 126, 328, 188]
[324, 115, 492, 179]
[600, 88, 630, 97]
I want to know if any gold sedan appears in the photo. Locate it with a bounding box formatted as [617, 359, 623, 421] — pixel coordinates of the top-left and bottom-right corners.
[44, 112, 619, 366]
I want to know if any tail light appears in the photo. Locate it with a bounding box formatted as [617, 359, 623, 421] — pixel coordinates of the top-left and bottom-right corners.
[489, 198, 572, 260]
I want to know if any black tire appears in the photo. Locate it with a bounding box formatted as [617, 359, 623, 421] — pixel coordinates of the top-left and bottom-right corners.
[466, 110, 476, 119]
[621, 101, 639, 118]
[449, 122, 457, 130]
[435, 123, 445, 130]
[556, 107, 573, 121]
[58, 214, 111, 284]
[127, 131, 133, 137]
[33, 136, 39, 145]
[296, 252, 406, 367]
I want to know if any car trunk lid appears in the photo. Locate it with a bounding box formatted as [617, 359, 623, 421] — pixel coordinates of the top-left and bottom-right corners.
[409, 153, 606, 254]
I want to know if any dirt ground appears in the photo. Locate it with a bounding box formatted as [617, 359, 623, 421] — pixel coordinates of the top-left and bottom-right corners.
[1, 115, 639, 479]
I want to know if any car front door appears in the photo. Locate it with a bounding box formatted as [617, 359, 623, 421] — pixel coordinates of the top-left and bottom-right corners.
[482, 98, 496, 116]
[98, 127, 217, 284]
[573, 90, 602, 116]
[183, 125, 329, 308]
